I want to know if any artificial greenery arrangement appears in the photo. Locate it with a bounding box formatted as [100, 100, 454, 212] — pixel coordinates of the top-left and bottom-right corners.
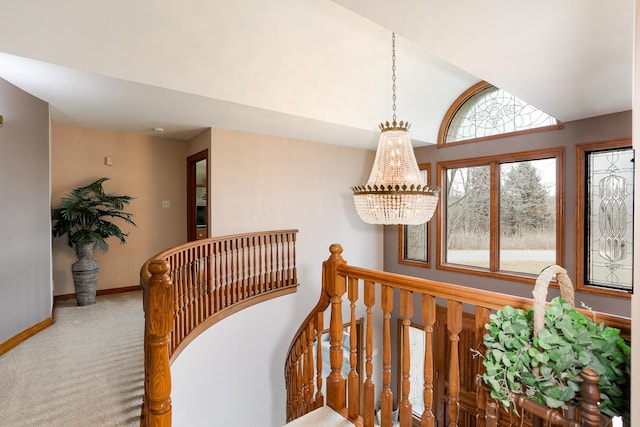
[51, 177, 136, 254]
[482, 297, 630, 424]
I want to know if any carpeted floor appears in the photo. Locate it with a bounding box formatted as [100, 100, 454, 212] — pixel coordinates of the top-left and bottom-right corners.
[0, 291, 144, 427]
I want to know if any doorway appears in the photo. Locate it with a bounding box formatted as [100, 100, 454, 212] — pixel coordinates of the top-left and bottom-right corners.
[187, 150, 208, 241]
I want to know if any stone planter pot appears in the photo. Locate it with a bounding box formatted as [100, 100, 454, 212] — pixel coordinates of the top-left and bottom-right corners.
[71, 242, 99, 306]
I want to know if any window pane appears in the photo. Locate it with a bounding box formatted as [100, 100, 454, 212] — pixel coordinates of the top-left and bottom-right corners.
[408, 326, 425, 416]
[586, 148, 634, 290]
[499, 159, 556, 274]
[446, 166, 490, 268]
[446, 86, 558, 143]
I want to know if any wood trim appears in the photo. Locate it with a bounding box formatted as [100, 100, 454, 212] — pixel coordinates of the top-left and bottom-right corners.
[436, 147, 565, 282]
[437, 80, 563, 148]
[187, 149, 209, 242]
[338, 263, 632, 340]
[0, 315, 54, 357]
[54, 285, 141, 302]
[575, 138, 632, 298]
[170, 285, 298, 363]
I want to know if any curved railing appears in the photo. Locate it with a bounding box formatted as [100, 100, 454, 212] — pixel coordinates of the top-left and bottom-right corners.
[140, 229, 298, 426]
[285, 244, 631, 426]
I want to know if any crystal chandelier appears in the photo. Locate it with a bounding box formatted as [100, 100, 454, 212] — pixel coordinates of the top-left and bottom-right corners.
[352, 33, 440, 225]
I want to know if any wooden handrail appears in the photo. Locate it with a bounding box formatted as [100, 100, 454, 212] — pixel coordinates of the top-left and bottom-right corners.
[141, 229, 298, 427]
[284, 244, 631, 426]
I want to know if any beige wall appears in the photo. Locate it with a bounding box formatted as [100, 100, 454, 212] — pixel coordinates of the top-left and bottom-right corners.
[51, 125, 188, 295]
[171, 127, 383, 427]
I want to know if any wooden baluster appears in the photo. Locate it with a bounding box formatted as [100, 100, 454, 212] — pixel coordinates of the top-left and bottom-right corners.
[421, 295, 436, 427]
[325, 244, 346, 412]
[279, 233, 285, 287]
[189, 248, 196, 332]
[232, 238, 238, 303]
[213, 242, 220, 312]
[294, 340, 302, 418]
[190, 248, 197, 332]
[176, 253, 185, 347]
[141, 283, 150, 426]
[244, 237, 250, 297]
[146, 260, 173, 427]
[475, 307, 491, 427]
[206, 243, 213, 318]
[301, 329, 309, 415]
[238, 237, 243, 299]
[363, 280, 375, 427]
[283, 232, 290, 286]
[291, 232, 297, 286]
[186, 249, 192, 331]
[347, 277, 360, 421]
[251, 235, 258, 295]
[380, 284, 394, 427]
[259, 235, 266, 293]
[274, 233, 280, 289]
[400, 289, 413, 427]
[447, 300, 462, 427]
[315, 310, 324, 409]
[225, 240, 232, 307]
[579, 369, 600, 427]
[306, 321, 316, 412]
[485, 397, 498, 427]
[269, 234, 276, 290]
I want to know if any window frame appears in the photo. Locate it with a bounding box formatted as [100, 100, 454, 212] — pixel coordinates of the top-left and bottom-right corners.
[436, 147, 565, 284]
[575, 139, 633, 298]
[437, 81, 563, 148]
[398, 163, 432, 268]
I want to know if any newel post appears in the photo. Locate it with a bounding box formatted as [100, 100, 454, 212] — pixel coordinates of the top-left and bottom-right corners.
[147, 260, 173, 427]
[325, 244, 347, 412]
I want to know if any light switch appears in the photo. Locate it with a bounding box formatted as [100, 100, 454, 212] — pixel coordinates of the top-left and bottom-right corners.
[162, 200, 170, 208]
[104, 156, 113, 166]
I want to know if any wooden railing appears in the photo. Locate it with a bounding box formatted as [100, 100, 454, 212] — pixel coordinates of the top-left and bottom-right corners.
[285, 244, 631, 426]
[140, 229, 298, 427]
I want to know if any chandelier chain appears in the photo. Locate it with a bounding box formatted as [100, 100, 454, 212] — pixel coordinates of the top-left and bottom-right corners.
[392, 32, 397, 123]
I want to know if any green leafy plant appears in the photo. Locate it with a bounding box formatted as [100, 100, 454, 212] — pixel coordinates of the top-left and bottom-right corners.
[51, 177, 136, 254]
[482, 297, 630, 423]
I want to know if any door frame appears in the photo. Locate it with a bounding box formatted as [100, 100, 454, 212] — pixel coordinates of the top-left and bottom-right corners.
[187, 150, 209, 242]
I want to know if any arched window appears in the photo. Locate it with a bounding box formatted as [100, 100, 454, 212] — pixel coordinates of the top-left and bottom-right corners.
[437, 81, 562, 147]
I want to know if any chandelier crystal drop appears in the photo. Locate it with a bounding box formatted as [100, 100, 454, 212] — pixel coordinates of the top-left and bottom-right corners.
[352, 33, 440, 225]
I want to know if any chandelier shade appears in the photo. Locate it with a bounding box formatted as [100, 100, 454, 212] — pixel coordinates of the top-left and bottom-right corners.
[352, 33, 440, 225]
[353, 126, 439, 225]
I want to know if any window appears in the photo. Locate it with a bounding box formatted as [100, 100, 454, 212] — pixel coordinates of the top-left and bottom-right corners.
[576, 140, 633, 296]
[437, 81, 562, 147]
[397, 322, 427, 419]
[437, 148, 563, 281]
[399, 164, 431, 267]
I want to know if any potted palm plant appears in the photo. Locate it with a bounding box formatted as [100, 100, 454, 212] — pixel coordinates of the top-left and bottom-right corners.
[51, 177, 136, 306]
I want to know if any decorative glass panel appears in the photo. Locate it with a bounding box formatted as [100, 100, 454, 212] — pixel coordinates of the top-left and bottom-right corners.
[445, 165, 490, 268]
[400, 166, 430, 266]
[499, 158, 556, 274]
[586, 148, 634, 291]
[403, 223, 428, 262]
[408, 325, 425, 416]
[446, 86, 557, 143]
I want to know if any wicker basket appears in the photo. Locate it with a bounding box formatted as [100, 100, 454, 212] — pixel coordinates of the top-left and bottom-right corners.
[532, 265, 575, 337]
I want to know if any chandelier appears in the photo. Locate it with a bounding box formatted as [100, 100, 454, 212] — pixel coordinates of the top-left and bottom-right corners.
[352, 33, 440, 225]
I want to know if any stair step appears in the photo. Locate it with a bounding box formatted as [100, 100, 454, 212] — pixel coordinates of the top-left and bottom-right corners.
[284, 407, 355, 427]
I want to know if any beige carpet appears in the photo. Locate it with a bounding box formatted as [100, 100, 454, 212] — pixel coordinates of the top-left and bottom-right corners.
[0, 291, 144, 426]
[284, 407, 355, 427]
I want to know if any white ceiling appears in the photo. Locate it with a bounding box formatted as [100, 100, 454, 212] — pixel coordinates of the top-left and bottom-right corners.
[0, 0, 632, 149]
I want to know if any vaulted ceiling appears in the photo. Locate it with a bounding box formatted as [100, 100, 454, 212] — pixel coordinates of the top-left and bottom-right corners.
[0, 0, 632, 149]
